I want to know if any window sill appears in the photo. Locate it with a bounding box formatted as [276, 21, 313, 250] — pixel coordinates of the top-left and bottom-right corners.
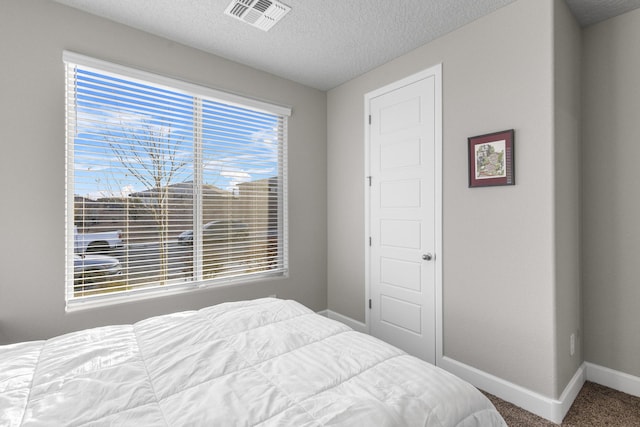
[65, 270, 288, 313]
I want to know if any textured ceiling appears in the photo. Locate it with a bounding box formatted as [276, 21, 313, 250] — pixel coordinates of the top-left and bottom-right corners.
[565, 0, 640, 26]
[52, 0, 640, 90]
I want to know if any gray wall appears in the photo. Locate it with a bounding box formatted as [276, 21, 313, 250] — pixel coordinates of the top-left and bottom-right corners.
[0, 0, 327, 344]
[582, 8, 640, 378]
[328, 0, 562, 397]
[553, 0, 582, 397]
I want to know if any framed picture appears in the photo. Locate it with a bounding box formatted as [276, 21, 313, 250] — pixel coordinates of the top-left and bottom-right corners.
[468, 129, 515, 187]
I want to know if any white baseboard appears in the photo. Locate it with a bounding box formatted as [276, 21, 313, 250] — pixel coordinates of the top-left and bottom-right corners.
[315, 310, 640, 423]
[318, 309, 368, 333]
[557, 364, 587, 421]
[438, 358, 640, 423]
[317, 310, 579, 423]
[438, 356, 585, 424]
[585, 362, 640, 398]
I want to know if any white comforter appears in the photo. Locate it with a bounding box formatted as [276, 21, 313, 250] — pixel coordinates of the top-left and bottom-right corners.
[0, 298, 506, 426]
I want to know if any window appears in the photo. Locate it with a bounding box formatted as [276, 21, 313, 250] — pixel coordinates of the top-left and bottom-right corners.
[64, 52, 289, 310]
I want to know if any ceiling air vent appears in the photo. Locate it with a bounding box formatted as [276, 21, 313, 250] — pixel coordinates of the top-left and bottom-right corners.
[224, 0, 291, 31]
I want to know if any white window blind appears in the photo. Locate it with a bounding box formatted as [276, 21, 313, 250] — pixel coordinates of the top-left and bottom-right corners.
[64, 52, 289, 309]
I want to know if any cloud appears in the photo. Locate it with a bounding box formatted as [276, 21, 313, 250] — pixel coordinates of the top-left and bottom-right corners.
[74, 99, 280, 195]
[221, 170, 252, 191]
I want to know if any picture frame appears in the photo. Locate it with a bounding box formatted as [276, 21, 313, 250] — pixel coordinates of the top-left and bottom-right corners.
[468, 129, 515, 187]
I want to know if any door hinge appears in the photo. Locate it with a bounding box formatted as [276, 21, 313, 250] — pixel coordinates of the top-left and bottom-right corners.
[367, 176, 372, 186]
[369, 299, 372, 309]
[369, 236, 372, 246]
[368, 115, 371, 125]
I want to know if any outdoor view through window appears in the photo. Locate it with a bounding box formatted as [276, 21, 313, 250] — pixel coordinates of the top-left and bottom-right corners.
[65, 54, 288, 305]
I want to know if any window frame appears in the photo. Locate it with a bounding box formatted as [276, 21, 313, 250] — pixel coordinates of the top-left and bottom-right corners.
[64, 51, 290, 312]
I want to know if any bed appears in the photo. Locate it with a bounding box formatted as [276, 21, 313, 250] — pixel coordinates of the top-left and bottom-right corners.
[0, 298, 506, 426]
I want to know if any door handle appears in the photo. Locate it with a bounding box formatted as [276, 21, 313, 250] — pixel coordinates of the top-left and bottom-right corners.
[422, 253, 433, 261]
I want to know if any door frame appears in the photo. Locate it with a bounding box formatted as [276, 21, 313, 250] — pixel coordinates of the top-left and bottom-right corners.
[364, 64, 443, 365]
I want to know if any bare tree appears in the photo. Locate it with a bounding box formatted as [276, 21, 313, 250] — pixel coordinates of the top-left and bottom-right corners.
[106, 118, 190, 284]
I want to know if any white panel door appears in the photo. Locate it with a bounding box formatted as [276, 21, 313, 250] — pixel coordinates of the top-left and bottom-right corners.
[368, 73, 437, 363]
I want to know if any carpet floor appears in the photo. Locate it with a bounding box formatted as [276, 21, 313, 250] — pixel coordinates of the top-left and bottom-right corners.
[483, 381, 640, 426]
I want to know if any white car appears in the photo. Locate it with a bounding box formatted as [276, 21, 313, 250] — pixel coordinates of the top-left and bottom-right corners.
[74, 253, 122, 290]
[74, 226, 124, 254]
[177, 220, 248, 246]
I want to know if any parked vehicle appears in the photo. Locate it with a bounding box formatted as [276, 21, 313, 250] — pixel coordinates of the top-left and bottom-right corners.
[74, 226, 124, 254]
[177, 220, 249, 246]
[73, 253, 122, 290]
[178, 220, 250, 277]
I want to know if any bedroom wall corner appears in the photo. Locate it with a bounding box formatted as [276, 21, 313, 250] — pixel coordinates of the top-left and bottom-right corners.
[552, 0, 583, 399]
[582, 6, 640, 380]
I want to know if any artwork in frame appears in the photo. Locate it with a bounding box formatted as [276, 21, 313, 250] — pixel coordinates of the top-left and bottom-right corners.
[468, 129, 515, 187]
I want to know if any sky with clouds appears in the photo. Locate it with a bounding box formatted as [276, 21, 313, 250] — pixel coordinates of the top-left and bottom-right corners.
[72, 68, 282, 200]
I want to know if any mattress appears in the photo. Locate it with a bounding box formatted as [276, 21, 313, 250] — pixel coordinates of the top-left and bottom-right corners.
[0, 298, 506, 426]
